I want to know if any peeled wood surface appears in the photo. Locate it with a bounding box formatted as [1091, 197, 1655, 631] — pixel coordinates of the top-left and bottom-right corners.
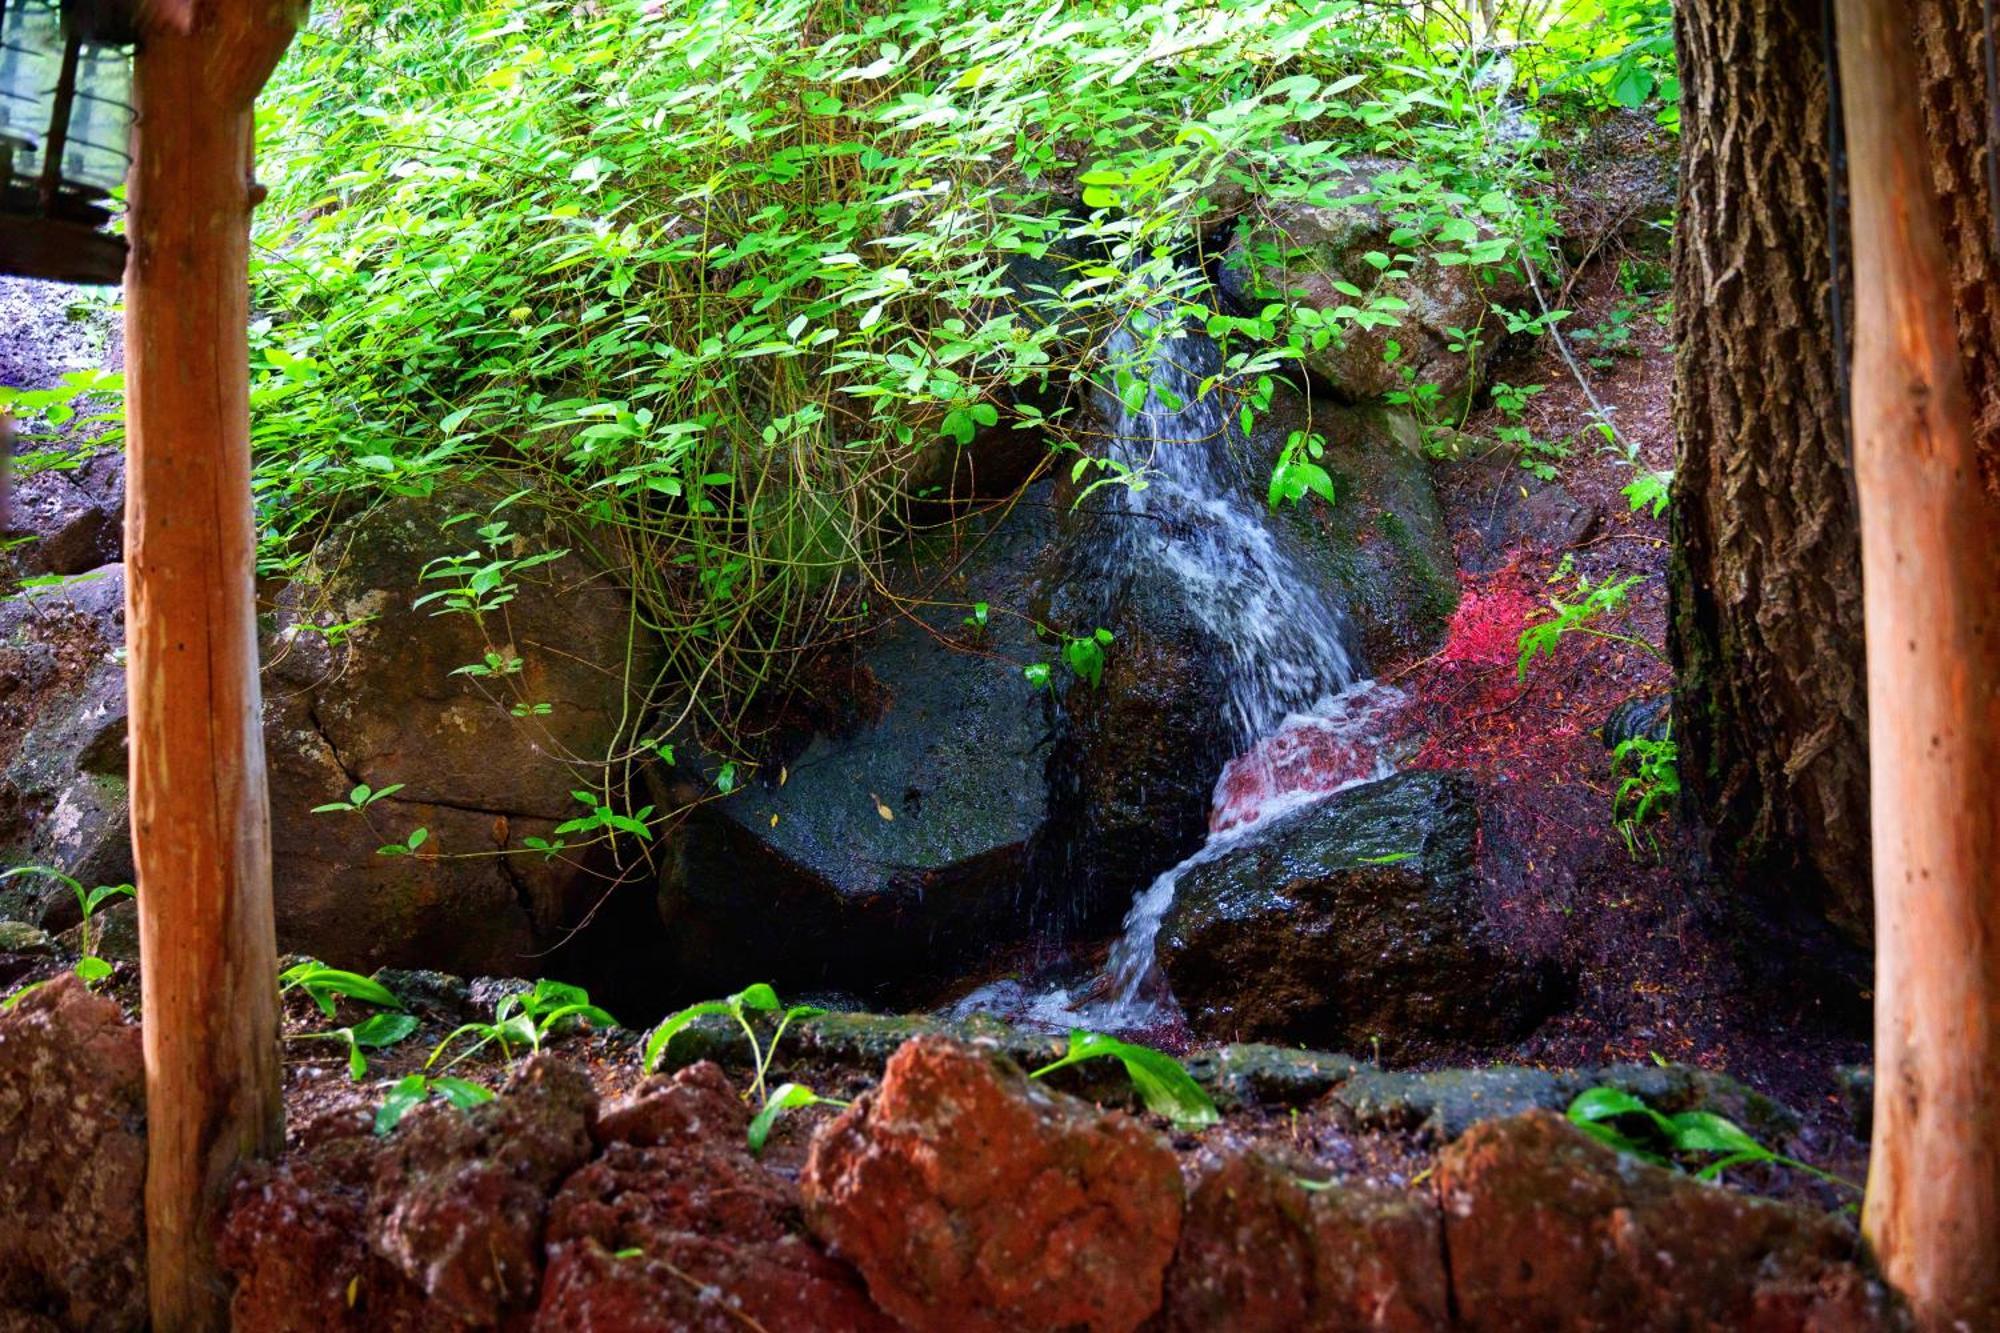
[126, 5, 303, 1329]
[1836, 0, 2000, 1325]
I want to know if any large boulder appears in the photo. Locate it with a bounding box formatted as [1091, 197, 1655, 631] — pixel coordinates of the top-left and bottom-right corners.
[656, 491, 1058, 997]
[1164, 1150, 1448, 1332]
[1437, 1111, 1902, 1331]
[1036, 553, 1239, 933]
[802, 1036, 1185, 1333]
[1219, 157, 1504, 408]
[1158, 770, 1561, 1056]
[0, 566, 132, 923]
[0, 976, 147, 1332]
[265, 487, 659, 977]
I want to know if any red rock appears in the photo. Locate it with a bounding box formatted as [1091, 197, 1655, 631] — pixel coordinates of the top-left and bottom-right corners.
[220, 1140, 447, 1333]
[0, 975, 147, 1331]
[802, 1035, 1184, 1333]
[1164, 1151, 1447, 1332]
[365, 1055, 597, 1324]
[592, 1060, 747, 1149]
[538, 1139, 890, 1332]
[1436, 1110, 1904, 1332]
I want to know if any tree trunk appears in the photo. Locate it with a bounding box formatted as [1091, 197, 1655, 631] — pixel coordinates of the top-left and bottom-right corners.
[1913, 0, 2000, 496]
[126, 7, 302, 1329]
[1669, 0, 1872, 945]
[1837, 3, 2000, 1322]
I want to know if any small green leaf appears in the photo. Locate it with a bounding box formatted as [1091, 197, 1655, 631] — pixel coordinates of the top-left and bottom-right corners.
[643, 1000, 735, 1072]
[748, 1082, 827, 1154]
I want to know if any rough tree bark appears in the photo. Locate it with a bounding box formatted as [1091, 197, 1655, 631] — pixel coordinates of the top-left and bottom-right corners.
[126, 4, 303, 1329]
[1837, 2, 2000, 1322]
[1669, 0, 1871, 945]
[1671, 0, 2000, 949]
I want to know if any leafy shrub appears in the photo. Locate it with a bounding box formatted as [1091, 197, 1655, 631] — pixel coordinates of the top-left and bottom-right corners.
[248, 0, 1558, 769]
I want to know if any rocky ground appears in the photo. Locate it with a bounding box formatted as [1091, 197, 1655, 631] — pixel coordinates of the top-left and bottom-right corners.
[0, 974, 1903, 1331]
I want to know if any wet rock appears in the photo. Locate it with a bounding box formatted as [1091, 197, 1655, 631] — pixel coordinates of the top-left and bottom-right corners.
[264, 486, 658, 977]
[803, 1035, 1184, 1333]
[367, 1055, 598, 1323]
[2, 454, 124, 577]
[657, 491, 1057, 996]
[1219, 157, 1504, 407]
[1437, 1111, 1902, 1331]
[1252, 395, 1460, 666]
[1164, 1151, 1447, 1332]
[0, 921, 54, 955]
[1158, 770, 1562, 1056]
[1038, 555, 1239, 932]
[1602, 693, 1672, 749]
[1555, 109, 1677, 263]
[1438, 438, 1601, 575]
[369, 967, 474, 1025]
[540, 1064, 888, 1333]
[1181, 1044, 1365, 1110]
[0, 975, 147, 1331]
[0, 564, 132, 914]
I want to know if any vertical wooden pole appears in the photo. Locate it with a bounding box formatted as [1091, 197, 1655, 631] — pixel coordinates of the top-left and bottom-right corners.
[1835, 1, 2000, 1327]
[126, 6, 302, 1329]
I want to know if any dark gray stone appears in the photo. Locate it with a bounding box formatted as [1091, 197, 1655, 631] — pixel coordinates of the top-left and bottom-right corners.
[1158, 770, 1563, 1055]
[657, 490, 1059, 997]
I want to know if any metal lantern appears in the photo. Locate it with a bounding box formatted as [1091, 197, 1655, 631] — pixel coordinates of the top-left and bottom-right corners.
[0, 0, 137, 284]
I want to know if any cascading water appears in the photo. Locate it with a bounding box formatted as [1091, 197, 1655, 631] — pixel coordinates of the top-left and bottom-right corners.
[1091, 311, 1362, 743]
[950, 294, 1403, 1032]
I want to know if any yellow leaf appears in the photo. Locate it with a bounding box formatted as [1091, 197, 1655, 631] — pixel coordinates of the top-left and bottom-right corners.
[871, 794, 894, 822]
[347, 1276, 361, 1308]
[779, 766, 788, 787]
[769, 813, 780, 828]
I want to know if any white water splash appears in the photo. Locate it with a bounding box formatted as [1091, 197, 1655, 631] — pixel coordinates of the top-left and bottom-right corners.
[1095, 311, 1362, 743]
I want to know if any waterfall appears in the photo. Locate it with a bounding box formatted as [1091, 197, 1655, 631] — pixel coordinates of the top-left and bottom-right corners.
[949, 295, 1402, 1033]
[1093, 310, 1363, 744]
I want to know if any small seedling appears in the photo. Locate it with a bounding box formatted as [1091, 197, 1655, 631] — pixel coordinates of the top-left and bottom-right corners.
[375, 1072, 496, 1135]
[427, 978, 617, 1071]
[747, 1081, 850, 1155]
[376, 826, 431, 858]
[0, 865, 132, 988]
[280, 959, 404, 1017]
[1030, 1029, 1220, 1128]
[1566, 1087, 1857, 1191]
[645, 982, 825, 1110]
[312, 782, 405, 814]
[295, 1011, 421, 1080]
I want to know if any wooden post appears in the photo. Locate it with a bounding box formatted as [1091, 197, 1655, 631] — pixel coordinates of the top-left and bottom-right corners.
[126, 4, 303, 1328]
[1834, 1, 2000, 1326]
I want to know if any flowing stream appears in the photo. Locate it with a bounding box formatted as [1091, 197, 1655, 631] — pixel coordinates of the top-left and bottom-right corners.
[951, 302, 1402, 1032]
